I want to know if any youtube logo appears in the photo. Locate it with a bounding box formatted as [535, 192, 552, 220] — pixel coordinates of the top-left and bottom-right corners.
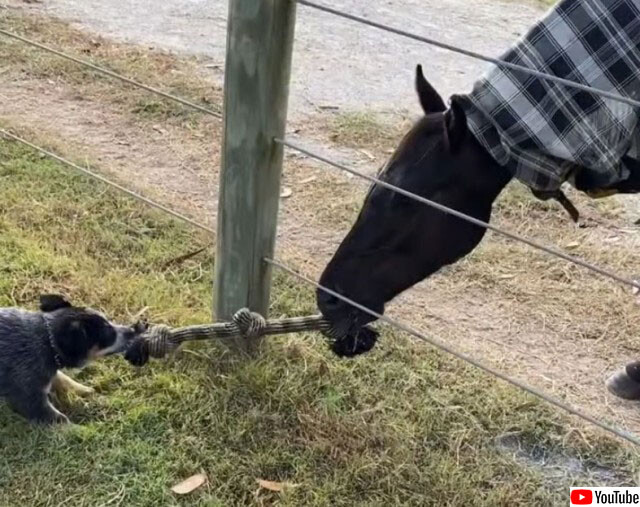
[571, 489, 593, 505]
[570, 487, 640, 505]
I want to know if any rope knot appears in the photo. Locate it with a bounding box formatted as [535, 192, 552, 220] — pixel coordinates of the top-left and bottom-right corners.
[232, 308, 267, 339]
[144, 324, 176, 358]
[123, 307, 379, 368]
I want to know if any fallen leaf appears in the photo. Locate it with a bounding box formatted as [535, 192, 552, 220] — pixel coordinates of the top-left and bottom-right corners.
[171, 473, 207, 495]
[280, 187, 293, 198]
[564, 241, 580, 249]
[256, 479, 297, 492]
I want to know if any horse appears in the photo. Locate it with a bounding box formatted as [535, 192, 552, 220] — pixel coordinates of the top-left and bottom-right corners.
[317, 62, 640, 399]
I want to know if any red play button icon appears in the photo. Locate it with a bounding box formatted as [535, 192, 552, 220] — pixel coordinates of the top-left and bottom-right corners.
[571, 489, 593, 505]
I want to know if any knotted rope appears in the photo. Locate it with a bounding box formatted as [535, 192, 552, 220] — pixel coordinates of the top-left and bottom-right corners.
[124, 308, 379, 366]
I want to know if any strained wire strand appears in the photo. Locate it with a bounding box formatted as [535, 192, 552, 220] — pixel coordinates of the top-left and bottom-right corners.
[0, 129, 214, 234]
[0, 29, 222, 118]
[266, 256, 640, 449]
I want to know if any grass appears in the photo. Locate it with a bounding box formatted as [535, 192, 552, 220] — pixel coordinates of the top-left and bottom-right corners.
[0, 127, 638, 506]
[0, 10, 221, 124]
[326, 111, 406, 151]
[1, 6, 640, 505]
[441, 181, 640, 350]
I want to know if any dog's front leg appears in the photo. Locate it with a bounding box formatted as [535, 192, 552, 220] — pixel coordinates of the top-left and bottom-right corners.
[52, 371, 95, 397]
[6, 389, 69, 424]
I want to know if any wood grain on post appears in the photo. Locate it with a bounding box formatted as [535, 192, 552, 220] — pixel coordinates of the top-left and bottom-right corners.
[214, 0, 297, 350]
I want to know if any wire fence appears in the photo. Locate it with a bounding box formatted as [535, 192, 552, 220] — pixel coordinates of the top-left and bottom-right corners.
[275, 137, 640, 291]
[3, 0, 640, 450]
[296, 0, 640, 109]
[4, 115, 639, 448]
[0, 129, 214, 234]
[0, 28, 222, 119]
[265, 256, 640, 448]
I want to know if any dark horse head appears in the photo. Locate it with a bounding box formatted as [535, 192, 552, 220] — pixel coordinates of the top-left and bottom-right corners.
[317, 65, 513, 334]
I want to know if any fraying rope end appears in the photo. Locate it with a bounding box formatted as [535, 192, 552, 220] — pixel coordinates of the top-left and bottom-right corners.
[124, 324, 176, 366]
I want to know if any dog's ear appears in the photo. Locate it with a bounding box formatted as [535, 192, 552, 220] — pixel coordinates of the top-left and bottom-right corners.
[54, 319, 91, 368]
[40, 294, 72, 312]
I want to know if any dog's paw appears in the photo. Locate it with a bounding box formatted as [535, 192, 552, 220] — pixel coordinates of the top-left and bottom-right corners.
[73, 384, 96, 397]
[53, 372, 95, 397]
[55, 413, 71, 425]
[39, 411, 70, 425]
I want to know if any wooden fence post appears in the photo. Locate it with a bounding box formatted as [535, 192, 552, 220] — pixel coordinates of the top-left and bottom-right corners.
[214, 0, 297, 350]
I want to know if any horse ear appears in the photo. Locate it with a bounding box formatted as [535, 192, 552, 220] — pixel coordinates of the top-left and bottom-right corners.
[415, 64, 446, 114]
[444, 96, 467, 153]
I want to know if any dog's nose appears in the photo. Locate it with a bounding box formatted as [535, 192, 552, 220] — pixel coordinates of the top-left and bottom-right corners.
[132, 320, 148, 334]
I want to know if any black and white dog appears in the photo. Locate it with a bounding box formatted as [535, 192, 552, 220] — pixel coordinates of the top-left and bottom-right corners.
[0, 294, 144, 424]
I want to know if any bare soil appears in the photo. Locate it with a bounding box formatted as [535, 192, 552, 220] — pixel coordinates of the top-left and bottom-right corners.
[26, 0, 542, 118]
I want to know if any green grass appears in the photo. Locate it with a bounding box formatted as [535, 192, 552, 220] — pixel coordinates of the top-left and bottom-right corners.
[0, 134, 637, 505]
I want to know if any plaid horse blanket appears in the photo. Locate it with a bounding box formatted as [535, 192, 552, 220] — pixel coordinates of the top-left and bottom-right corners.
[458, 0, 640, 192]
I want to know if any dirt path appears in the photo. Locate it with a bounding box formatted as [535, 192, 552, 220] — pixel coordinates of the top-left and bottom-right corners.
[4, 0, 640, 454]
[31, 0, 542, 119]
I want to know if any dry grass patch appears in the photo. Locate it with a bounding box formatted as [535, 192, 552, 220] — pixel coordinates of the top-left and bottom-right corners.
[0, 9, 222, 124]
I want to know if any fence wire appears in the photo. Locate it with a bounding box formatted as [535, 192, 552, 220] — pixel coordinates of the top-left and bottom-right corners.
[0, 28, 222, 119]
[265, 256, 640, 449]
[0, 129, 214, 234]
[4, 0, 640, 452]
[276, 137, 640, 292]
[296, 0, 640, 109]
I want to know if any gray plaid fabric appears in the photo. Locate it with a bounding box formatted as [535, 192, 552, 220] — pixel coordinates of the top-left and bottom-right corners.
[458, 0, 640, 192]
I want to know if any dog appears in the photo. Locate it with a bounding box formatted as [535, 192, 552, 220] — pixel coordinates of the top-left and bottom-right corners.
[0, 294, 144, 424]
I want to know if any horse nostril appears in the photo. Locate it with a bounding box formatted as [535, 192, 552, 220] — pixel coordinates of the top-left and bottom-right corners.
[317, 291, 342, 312]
